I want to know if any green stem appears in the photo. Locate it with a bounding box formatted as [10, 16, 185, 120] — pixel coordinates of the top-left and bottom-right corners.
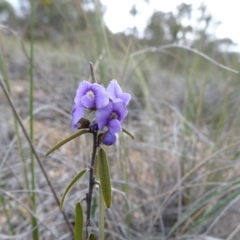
[0, 195, 15, 234]
[0, 29, 29, 234]
[29, 0, 39, 239]
[0, 77, 74, 236]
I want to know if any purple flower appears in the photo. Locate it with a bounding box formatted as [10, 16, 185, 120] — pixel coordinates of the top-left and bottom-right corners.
[72, 81, 109, 129]
[75, 81, 109, 108]
[95, 101, 128, 145]
[101, 128, 117, 146]
[96, 101, 127, 130]
[106, 80, 131, 105]
[71, 79, 131, 145]
[72, 105, 85, 129]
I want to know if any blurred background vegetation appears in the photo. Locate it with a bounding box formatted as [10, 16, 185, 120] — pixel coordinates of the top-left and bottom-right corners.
[1, 0, 240, 239]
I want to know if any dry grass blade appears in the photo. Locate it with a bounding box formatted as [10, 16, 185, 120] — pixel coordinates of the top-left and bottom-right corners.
[0, 189, 58, 239]
[226, 223, 240, 240]
[130, 44, 239, 74]
[148, 140, 240, 233]
[0, 76, 73, 236]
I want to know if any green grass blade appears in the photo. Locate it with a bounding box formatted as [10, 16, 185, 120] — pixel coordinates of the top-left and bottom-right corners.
[45, 129, 89, 156]
[167, 178, 240, 238]
[185, 189, 240, 233]
[29, 0, 38, 237]
[0, 32, 30, 234]
[60, 169, 88, 210]
[99, 187, 105, 240]
[0, 196, 15, 234]
[74, 202, 83, 240]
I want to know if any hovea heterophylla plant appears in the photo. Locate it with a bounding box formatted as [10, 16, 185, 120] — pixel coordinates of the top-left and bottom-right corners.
[46, 68, 133, 239]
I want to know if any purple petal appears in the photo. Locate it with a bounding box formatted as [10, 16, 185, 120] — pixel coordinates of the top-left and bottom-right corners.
[119, 93, 131, 105]
[108, 119, 122, 133]
[74, 81, 92, 104]
[112, 101, 128, 122]
[92, 83, 105, 92]
[106, 80, 131, 105]
[81, 95, 95, 108]
[102, 128, 117, 145]
[71, 105, 85, 129]
[106, 79, 122, 99]
[92, 84, 109, 109]
[95, 103, 113, 130]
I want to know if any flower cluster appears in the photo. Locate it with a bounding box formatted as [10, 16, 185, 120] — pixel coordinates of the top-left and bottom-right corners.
[72, 80, 131, 145]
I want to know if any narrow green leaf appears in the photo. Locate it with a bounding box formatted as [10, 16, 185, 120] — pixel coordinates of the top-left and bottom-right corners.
[75, 202, 83, 240]
[88, 233, 95, 240]
[122, 127, 134, 139]
[98, 148, 112, 208]
[45, 129, 89, 156]
[60, 169, 88, 210]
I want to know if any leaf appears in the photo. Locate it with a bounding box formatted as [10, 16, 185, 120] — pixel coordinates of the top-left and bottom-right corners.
[45, 129, 89, 156]
[60, 169, 88, 210]
[122, 127, 134, 139]
[88, 233, 95, 240]
[74, 202, 83, 240]
[98, 148, 112, 208]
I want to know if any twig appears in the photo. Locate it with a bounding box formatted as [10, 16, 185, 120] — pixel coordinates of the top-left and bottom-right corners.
[0, 76, 74, 236]
[86, 131, 98, 237]
[90, 62, 97, 83]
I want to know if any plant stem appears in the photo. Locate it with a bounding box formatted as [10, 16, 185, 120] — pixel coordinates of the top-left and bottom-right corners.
[29, 0, 39, 239]
[86, 131, 98, 237]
